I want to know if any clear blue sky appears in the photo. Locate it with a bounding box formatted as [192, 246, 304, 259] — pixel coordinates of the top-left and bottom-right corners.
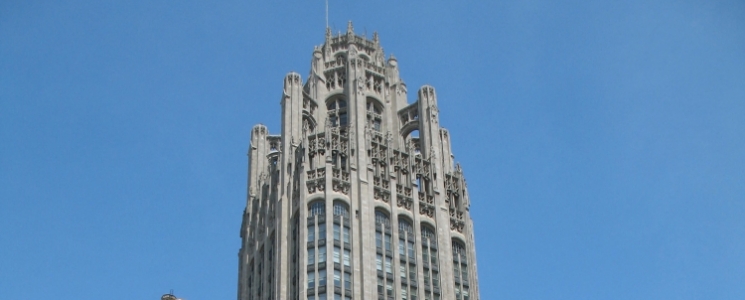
[1, 1, 744, 299]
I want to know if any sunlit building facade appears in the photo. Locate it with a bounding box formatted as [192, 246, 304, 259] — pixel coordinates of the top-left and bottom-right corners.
[238, 22, 480, 300]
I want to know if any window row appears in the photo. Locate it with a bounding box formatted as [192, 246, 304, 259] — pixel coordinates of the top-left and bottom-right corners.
[325, 98, 385, 132]
[374, 209, 438, 241]
[309, 200, 349, 217]
[307, 247, 351, 266]
[307, 269, 352, 290]
[308, 223, 350, 243]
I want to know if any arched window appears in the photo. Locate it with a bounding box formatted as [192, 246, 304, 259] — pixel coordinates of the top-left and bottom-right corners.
[374, 209, 393, 297]
[452, 239, 470, 300]
[452, 240, 466, 256]
[398, 218, 413, 233]
[308, 201, 325, 217]
[375, 210, 390, 226]
[421, 225, 436, 242]
[397, 216, 417, 298]
[333, 201, 349, 217]
[327, 98, 348, 127]
[421, 224, 440, 298]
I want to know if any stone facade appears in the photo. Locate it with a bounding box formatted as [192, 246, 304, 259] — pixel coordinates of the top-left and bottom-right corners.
[238, 22, 480, 300]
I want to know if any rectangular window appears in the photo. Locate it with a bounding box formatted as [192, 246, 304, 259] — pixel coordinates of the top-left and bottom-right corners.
[319, 269, 327, 286]
[386, 280, 393, 296]
[402, 288, 408, 300]
[308, 225, 315, 242]
[376, 232, 382, 249]
[318, 293, 327, 300]
[409, 264, 416, 280]
[308, 248, 315, 265]
[422, 247, 429, 262]
[333, 247, 341, 264]
[399, 239, 406, 256]
[400, 264, 407, 279]
[334, 294, 341, 300]
[308, 271, 315, 288]
[334, 270, 341, 286]
[343, 249, 350, 267]
[343, 227, 350, 243]
[319, 246, 326, 263]
[376, 254, 383, 271]
[319, 223, 326, 240]
[334, 224, 341, 242]
[340, 113, 348, 126]
[408, 241, 415, 258]
[385, 257, 392, 274]
[385, 234, 392, 251]
[377, 277, 384, 294]
[344, 272, 351, 289]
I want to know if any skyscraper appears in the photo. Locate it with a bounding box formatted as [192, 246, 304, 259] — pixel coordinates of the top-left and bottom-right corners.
[238, 22, 480, 300]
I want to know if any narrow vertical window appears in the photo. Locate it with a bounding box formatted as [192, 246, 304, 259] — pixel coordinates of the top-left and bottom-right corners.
[319, 223, 326, 240]
[343, 249, 350, 267]
[333, 247, 340, 264]
[334, 224, 341, 242]
[308, 225, 315, 242]
[308, 271, 315, 288]
[319, 269, 327, 286]
[308, 248, 315, 265]
[319, 246, 326, 263]
[385, 257, 392, 274]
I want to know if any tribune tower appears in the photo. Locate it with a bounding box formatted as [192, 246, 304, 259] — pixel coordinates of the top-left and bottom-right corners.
[238, 22, 480, 300]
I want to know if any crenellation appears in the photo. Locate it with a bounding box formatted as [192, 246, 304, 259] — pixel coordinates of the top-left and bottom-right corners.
[239, 25, 480, 300]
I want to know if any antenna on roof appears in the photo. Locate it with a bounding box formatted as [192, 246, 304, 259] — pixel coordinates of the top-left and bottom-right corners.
[325, 0, 329, 29]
